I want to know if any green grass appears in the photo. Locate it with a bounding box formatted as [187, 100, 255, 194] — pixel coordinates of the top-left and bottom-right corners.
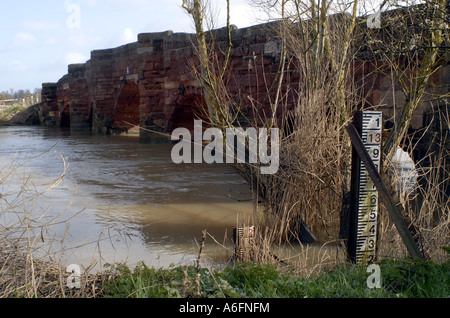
[0, 105, 26, 125]
[0, 105, 25, 118]
[101, 257, 449, 298]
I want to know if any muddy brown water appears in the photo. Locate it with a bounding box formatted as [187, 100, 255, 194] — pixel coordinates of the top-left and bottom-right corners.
[0, 126, 256, 270]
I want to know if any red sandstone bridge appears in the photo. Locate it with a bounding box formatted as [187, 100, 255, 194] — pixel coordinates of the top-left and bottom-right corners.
[36, 19, 448, 143]
[38, 25, 285, 141]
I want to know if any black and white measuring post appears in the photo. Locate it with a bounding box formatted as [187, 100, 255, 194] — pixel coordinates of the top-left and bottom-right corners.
[348, 111, 383, 264]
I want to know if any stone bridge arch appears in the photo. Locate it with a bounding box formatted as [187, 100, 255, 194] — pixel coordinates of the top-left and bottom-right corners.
[110, 79, 140, 134]
[166, 81, 207, 133]
[169, 92, 205, 132]
[56, 80, 71, 128]
[60, 104, 70, 128]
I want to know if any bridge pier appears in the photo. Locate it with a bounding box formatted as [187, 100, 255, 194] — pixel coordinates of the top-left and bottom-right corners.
[37, 21, 449, 144]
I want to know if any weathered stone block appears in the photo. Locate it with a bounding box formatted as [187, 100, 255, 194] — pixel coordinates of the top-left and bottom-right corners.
[39, 13, 447, 141]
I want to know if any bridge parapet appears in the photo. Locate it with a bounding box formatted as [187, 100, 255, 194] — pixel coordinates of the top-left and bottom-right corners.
[37, 13, 449, 142]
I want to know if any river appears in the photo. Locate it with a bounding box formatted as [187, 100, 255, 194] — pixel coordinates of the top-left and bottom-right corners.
[0, 126, 254, 270]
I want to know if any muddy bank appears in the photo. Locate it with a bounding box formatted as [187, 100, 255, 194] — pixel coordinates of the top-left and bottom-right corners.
[0, 104, 40, 126]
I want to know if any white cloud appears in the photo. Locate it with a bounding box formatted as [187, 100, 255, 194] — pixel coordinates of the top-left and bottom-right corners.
[229, 3, 264, 28]
[12, 32, 37, 48]
[108, 27, 137, 47]
[64, 52, 88, 65]
[44, 37, 58, 46]
[22, 20, 60, 31]
[67, 31, 102, 49]
[122, 28, 136, 43]
[10, 60, 28, 72]
[110, 0, 154, 6]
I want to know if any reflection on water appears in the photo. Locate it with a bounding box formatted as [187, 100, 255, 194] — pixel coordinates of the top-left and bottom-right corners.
[0, 126, 254, 270]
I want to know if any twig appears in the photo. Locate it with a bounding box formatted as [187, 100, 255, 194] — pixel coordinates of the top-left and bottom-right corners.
[194, 229, 207, 298]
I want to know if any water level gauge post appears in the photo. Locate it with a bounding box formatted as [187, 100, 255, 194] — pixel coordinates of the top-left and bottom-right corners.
[348, 111, 382, 264]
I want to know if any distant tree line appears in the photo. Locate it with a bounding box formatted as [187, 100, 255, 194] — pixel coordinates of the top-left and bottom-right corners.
[0, 88, 41, 101]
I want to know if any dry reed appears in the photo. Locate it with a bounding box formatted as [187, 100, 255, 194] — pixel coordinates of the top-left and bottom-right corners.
[0, 149, 116, 298]
[377, 108, 449, 263]
[187, 0, 449, 273]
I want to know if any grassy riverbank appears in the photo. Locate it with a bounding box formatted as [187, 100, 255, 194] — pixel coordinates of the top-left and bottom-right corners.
[0, 105, 40, 126]
[98, 257, 449, 298]
[0, 106, 23, 125]
[2, 237, 448, 298]
[16, 255, 439, 298]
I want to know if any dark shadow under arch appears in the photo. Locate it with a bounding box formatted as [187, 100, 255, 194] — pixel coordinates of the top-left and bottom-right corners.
[169, 93, 207, 133]
[111, 81, 140, 133]
[60, 104, 70, 128]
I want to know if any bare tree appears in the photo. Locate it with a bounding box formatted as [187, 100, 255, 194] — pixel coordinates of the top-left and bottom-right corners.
[182, 0, 363, 246]
[363, 0, 449, 260]
[361, 0, 449, 164]
[182, 0, 449, 261]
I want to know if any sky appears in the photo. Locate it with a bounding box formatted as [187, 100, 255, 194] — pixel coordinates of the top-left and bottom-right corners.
[0, 0, 261, 93]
